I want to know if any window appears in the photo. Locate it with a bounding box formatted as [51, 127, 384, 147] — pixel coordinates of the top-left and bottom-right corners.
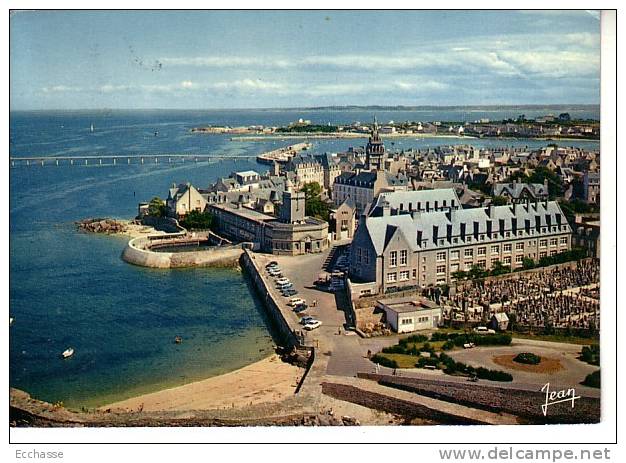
[399, 271, 410, 281]
[401, 318, 413, 325]
[515, 255, 524, 263]
[387, 272, 397, 283]
[540, 239, 548, 248]
[540, 251, 547, 258]
[412, 269, 417, 279]
[436, 265, 446, 274]
[491, 258, 500, 265]
[436, 252, 446, 262]
[450, 263, 460, 272]
[400, 250, 408, 266]
[550, 238, 558, 247]
[477, 247, 486, 256]
[503, 244, 512, 252]
[363, 249, 369, 265]
[464, 249, 474, 258]
[560, 237, 568, 245]
[450, 250, 460, 260]
[491, 245, 500, 254]
[504, 256, 511, 265]
[478, 260, 486, 268]
[389, 251, 397, 267]
[356, 248, 362, 263]
[516, 242, 524, 251]
[550, 250, 558, 256]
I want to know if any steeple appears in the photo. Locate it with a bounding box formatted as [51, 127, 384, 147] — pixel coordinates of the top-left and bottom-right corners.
[365, 115, 386, 171]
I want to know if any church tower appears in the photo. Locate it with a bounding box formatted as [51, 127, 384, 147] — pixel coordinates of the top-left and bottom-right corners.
[365, 116, 386, 171]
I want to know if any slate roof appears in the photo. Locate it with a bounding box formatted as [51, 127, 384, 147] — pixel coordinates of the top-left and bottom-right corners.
[363, 201, 570, 255]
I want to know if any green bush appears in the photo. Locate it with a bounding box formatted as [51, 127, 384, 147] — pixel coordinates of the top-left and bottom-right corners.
[513, 352, 542, 365]
[581, 370, 600, 388]
[475, 367, 513, 382]
[442, 340, 455, 351]
[371, 354, 398, 369]
[580, 345, 600, 366]
[381, 345, 407, 355]
[405, 334, 429, 344]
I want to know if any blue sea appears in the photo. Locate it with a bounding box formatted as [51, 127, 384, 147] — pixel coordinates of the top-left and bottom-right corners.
[9, 108, 600, 409]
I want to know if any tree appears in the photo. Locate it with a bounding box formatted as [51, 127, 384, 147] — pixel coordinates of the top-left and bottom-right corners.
[180, 210, 213, 230]
[522, 257, 536, 270]
[452, 270, 468, 281]
[148, 197, 167, 217]
[490, 261, 511, 277]
[301, 182, 330, 221]
[468, 265, 488, 280]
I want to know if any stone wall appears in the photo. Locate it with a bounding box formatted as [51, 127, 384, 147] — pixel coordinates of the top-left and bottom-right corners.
[122, 236, 244, 269]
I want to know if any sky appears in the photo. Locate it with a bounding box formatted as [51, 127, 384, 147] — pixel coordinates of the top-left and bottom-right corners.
[9, 10, 602, 110]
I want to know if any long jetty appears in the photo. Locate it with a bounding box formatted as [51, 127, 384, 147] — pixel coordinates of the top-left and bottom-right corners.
[9, 153, 257, 167]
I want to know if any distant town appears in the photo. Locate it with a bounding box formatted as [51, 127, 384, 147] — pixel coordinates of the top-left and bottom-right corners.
[191, 113, 600, 140]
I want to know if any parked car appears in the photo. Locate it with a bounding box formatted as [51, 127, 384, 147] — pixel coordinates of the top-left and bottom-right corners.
[473, 326, 496, 335]
[293, 304, 308, 313]
[288, 298, 306, 307]
[299, 316, 315, 325]
[275, 278, 290, 285]
[303, 320, 322, 330]
[266, 261, 278, 268]
[282, 289, 298, 297]
[277, 282, 293, 289]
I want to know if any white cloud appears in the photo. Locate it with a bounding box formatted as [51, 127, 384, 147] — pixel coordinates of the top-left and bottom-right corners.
[157, 30, 599, 81]
[41, 85, 82, 93]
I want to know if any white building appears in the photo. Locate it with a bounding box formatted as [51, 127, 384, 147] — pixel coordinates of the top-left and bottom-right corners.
[377, 297, 442, 333]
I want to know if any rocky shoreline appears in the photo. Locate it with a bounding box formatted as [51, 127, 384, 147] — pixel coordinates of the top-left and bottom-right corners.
[76, 218, 129, 234]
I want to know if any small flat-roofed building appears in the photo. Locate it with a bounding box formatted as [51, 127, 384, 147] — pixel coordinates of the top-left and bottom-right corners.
[377, 297, 442, 333]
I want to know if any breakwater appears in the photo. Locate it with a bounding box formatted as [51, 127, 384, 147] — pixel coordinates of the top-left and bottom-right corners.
[122, 235, 244, 268]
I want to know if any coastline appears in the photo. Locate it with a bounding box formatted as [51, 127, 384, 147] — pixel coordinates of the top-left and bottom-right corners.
[101, 354, 303, 412]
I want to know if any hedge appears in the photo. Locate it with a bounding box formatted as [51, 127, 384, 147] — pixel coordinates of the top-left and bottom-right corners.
[371, 354, 398, 369]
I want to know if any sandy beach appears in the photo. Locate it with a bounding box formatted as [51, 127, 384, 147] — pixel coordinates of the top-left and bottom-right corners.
[101, 354, 303, 412]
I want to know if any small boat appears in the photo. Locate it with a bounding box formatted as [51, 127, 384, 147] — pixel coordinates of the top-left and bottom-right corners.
[174, 336, 182, 344]
[62, 348, 74, 358]
[9, 317, 14, 326]
[90, 123, 94, 133]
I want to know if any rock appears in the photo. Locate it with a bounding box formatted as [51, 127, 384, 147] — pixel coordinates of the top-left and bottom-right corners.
[76, 218, 128, 234]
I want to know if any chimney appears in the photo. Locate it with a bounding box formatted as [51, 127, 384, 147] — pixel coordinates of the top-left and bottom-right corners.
[382, 201, 391, 217]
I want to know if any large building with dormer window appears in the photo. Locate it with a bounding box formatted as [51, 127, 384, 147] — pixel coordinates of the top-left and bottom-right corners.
[348, 189, 572, 295]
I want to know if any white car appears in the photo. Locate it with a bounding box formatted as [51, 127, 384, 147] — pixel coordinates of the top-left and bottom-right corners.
[473, 326, 496, 334]
[299, 316, 315, 325]
[304, 320, 322, 330]
[288, 298, 306, 307]
[275, 278, 290, 285]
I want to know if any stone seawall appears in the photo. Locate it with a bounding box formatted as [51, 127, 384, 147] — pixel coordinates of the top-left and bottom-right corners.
[122, 236, 244, 269]
[239, 250, 300, 348]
